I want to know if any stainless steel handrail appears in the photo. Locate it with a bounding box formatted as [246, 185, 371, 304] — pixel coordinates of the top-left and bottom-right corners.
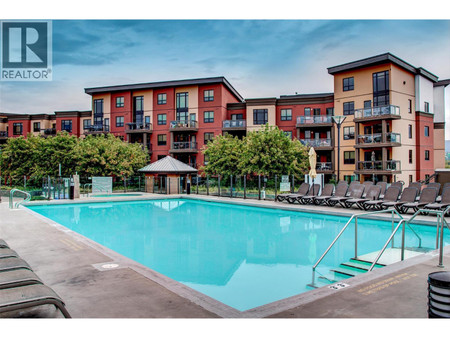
[9, 188, 31, 209]
[83, 183, 92, 196]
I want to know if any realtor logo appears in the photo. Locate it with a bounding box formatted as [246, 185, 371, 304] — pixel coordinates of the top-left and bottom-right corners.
[1, 21, 52, 81]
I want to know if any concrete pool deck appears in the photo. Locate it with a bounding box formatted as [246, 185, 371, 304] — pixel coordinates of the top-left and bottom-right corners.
[0, 193, 449, 318]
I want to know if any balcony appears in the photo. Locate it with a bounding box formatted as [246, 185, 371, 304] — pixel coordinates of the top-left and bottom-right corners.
[125, 122, 153, 134]
[299, 138, 333, 149]
[296, 115, 333, 128]
[169, 141, 198, 153]
[355, 132, 401, 148]
[316, 162, 333, 172]
[0, 131, 8, 139]
[222, 120, 246, 130]
[40, 128, 56, 138]
[356, 160, 401, 174]
[354, 105, 400, 122]
[170, 120, 198, 132]
[84, 124, 110, 135]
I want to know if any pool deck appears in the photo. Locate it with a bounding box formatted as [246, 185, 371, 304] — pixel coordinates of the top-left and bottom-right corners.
[0, 193, 448, 318]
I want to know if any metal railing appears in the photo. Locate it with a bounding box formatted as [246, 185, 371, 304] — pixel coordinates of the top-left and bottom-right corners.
[222, 120, 246, 128]
[354, 105, 400, 119]
[0, 131, 7, 137]
[43, 128, 56, 135]
[357, 160, 401, 171]
[126, 122, 152, 131]
[296, 116, 333, 124]
[9, 188, 31, 209]
[84, 124, 110, 132]
[170, 120, 198, 129]
[299, 138, 332, 147]
[316, 162, 333, 171]
[357, 133, 401, 145]
[171, 141, 198, 150]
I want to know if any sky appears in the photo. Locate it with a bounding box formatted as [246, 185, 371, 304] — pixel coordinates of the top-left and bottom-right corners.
[1, 19, 450, 138]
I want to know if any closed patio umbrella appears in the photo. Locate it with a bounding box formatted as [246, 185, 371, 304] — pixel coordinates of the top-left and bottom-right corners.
[309, 147, 317, 195]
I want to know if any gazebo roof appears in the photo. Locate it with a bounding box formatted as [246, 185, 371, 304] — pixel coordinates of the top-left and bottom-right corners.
[138, 156, 198, 174]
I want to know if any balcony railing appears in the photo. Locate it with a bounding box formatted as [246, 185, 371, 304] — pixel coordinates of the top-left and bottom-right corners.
[222, 120, 246, 128]
[357, 132, 401, 145]
[170, 120, 198, 129]
[357, 160, 401, 171]
[386, 132, 401, 143]
[296, 116, 333, 124]
[0, 131, 8, 137]
[299, 138, 332, 147]
[171, 141, 198, 151]
[84, 124, 110, 132]
[316, 162, 333, 171]
[43, 128, 56, 135]
[354, 105, 400, 119]
[126, 122, 152, 132]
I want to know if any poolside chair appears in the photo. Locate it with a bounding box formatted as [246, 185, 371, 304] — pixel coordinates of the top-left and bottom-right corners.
[0, 240, 9, 249]
[0, 257, 32, 273]
[315, 183, 348, 206]
[390, 181, 404, 193]
[0, 269, 43, 290]
[362, 186, 401, 211]
[376, 181, 387, 197]
[0, 248, 18, 259]
[303, 184, 334, 205]
[361, 181, 374, 198]
[443, 182, 450, 191]
[298, 184, 321, 204]
[343, 185, 381, 210]
[424, 187, 450, 215]
[381, 187, 418, 212]
[426, 182, 441, 194]
[345, 181, 360, 197]
[276, 182, 309, 202]
[0, 284, 71, 318]
[285, 183, 311, 204]
[409, 181, 422, 192]
[399, 187, 438, 214]
[328, 183, 365, 208]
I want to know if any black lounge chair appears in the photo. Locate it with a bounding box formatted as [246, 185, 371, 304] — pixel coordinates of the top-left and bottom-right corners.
[426, 182, 441, 194]
[361, 181, 374, 198]
[345, 181, 360, 197]
[285, 183, 311, 204]
[0, 257, 32, 273]
[381, 187, 418, 211]
[0, 248, 18, 259]
[409, 182, 422, 192]
[0, 240, 9, 249]
[425, 187, 450, 215]
[315, 183, 348, 206]
[298, 184, 321, 204]
[303, 184, 334, 205]
[376, 181, 387, 197]
[362, 186, 401, 211]
[276, 182, 309, 202]
[0, 269, 43, 290]
[399, 187, 438, 214]
[390, 181, 404, 193]
[344, 185, 381, 209]
[0, 284, 71, 318]
[328, 183, 365, 208]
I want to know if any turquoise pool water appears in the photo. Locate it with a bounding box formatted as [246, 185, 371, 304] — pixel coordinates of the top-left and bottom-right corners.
[91, 193, 143, 197]
[27, 199, 449, 311]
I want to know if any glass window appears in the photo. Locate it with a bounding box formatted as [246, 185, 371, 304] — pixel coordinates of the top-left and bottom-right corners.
[157, 114, 166, 125]
[313, 108, 321, 116]
[409, 149, 413, 164]
[409, 175, 413, 183]
[93, 99, 104, 126]
[157, 93, 167, 105]
[344, 151, 355, 164]
[326, 107, 334, 116]
[204, 90, 214, 102]
[343, 102, 354, 115]
[116, 96, 124, 108]
[280, 109, 292, 121]
[61, 120, 72, 132]
[343, 126, 355, 140]
[13, 123, 23, 135]
[176, 92, 188, 109]
[157, 134, 166, 146]
[364, 100, 371, 109]
[204, 111, 214, 123]
[33, 122, 40, 132]
[425, 126, 429, 137]
[343, 77, 354, 91]
[116, 116, 124, 127]
[204, 132, 214, 144]
[425, 150, 430, 161]
[284, 131, 292, 139]
[231, 114, 243, 120]
[104, 118, 109, 132]
[408, 124, 412, 139]
[253, 109, 268, 125]
[408, 99, 412, 114]
[145, 116, 150, 126]
[305, 130, 311, 139]
[424, 102, 429, 113]
[83, 119, 91, 129]
[373, 71, 389, 107]
[304, 108, 311, 117]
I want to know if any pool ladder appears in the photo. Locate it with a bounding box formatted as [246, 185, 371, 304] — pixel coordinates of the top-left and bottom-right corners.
[9, 189, 31, 209]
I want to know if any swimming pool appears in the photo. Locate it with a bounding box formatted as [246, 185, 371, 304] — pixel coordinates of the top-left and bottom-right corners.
[26, 199, 449, 311]
[91, 193, 143, 197]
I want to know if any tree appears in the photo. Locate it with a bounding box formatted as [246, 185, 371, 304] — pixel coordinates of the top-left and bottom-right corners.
[200, 134, 242, 176]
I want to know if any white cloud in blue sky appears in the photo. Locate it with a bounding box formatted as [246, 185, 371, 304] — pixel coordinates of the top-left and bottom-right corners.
[1, 20, 449, 136]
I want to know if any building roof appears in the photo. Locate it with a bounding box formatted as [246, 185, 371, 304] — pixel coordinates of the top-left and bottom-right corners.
[84, 76, 244, 102]
[327, 52, 439, 82]
[138, 156, 198, 174]
[434, 79, 450, 87]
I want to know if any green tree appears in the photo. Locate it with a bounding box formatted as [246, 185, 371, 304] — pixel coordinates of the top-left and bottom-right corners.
[201, 134, 242, 176]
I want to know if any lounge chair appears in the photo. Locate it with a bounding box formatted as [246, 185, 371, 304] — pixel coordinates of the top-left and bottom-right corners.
[361, 181, 374, 198]
[426, 182, 441, 194]
[276, 182, 309, 202]
[0, 269, 43, 290]
[409, 182, 422, 192]
[328, 183, 365, 208]
[399, 187, 438, 214]
[376, 181, 387, 197]
[0, 257, 32, 273]
[346, 181, 360, 196]
[0, 240, 9, 249]
[362, 186, 401, 211]
[303, 184, 334, 205]
[0, 248, 18, 259]
[297, 184, 321, 204]
[315, 183, 348, 206]
[344, 185, 381, 209]
[0, 284, 71, 318]
[443, 182, 450, 191]
[285, 183, 311, 204]
[425, 187, 450, 215]
[390, 181, 404, 193]
[381, 187, 418, 211]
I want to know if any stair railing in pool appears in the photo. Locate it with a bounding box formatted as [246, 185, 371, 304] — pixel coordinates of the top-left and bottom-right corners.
[9, 189, 31, 209]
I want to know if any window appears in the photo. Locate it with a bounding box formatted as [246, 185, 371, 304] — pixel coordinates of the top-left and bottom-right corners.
[116, 116, 124, 128]
[93, 99, 104, 126]
[133, 96, 144, 125]
[204, 111, 214, 123]
[343, 77, 354, 91]
[145, 116, 150, 126]
[116, 96, 124, 108]
[61, 120, 72, 132]
[373, 71, 389, 107]
[13, 123, 23, 135]
[157, 114, 166, 125]
[280, 109, 292, 121]
[253, 109, 268, 125]
[176, 92, 188, 109]
[326, 107, 334, 116]
[408, 99, 412, 114]
[343, 126, 355, 140]
[344, 151, 355, 164]
[343, 102, 354, 115]
[231, 114, 243, 120]
[104, 118, 110, 132]
[83, 119, 91, 129]
[284, 131, 292, 139]
[409, 150, 413, 164]
[157, 155, 165, 160]
[304, 108, 311, 117]
[157, 93, 167, 105]
[204, 132, 214, 144]
[157, 134, 166, 146]
[305, 130, 311, 139]
[364, 100, 372, 109]
[425, 126, 429, 137]
[204, 90, 214, 102]
[409, 175, 413, 183]
[408, 124, 412, 139]
[424, 102, 429, 113]
[425, 150, 430, 161]
[33, 122, 40, 132]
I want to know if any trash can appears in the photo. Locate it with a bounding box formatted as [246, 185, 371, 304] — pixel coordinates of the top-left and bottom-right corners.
[428, 271, 450, 318]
